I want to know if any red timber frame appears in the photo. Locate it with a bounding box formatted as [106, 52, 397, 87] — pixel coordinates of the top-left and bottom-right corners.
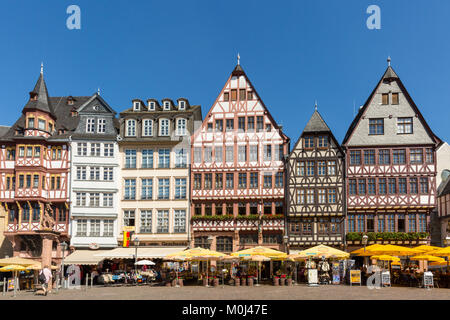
[190, 65, 290, 253]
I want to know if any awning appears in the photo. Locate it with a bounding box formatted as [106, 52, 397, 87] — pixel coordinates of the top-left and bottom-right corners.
[94, 247, 187, 259]
[64, 250, 109, 265]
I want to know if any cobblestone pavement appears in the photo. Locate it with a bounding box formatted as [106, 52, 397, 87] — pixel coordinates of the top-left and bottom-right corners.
[0, 284, 448, 300]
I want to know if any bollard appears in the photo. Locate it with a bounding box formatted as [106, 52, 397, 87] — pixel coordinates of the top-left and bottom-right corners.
[2, 280, 5, 296]
[55, 274, 59, 293]
[85, 274, 89, 291]
[90, 273, 93, 289]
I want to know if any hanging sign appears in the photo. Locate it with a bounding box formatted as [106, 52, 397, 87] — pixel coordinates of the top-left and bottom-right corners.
[123, 232, 131, 247]
[350, 270, 361, 286]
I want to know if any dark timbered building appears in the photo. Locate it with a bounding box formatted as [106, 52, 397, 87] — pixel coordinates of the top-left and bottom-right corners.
[286, 109, 345, 251]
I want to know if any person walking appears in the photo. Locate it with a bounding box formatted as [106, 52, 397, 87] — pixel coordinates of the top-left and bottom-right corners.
[39, 265, 52, 296]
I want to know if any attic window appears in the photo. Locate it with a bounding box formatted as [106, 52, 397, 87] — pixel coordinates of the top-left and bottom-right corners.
[179, 101, 186, 110]
[392, 93, 399, 105]
[133, 101, 141, 111]
[247, 91, 253, 100]
[67, 98, 74, 105]
[382, 93, 389, 105]
[71, 110, 78, 117]
[223, 92, 229, 101]
[30, 93, 38, 101]
[148, 101, 155, 110]
[163, 101, 170, 110]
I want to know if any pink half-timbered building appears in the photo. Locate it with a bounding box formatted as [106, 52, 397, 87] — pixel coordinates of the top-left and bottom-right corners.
[190, 62, 290, 253]
[0, 68, 72, 267]
[342, 59, 442, 248]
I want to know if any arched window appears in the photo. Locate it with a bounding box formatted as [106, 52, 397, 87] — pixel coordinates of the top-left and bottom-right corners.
[159, 118, 169, 136]
[126, 119, 136, 136]
[142, 119, 153, 136]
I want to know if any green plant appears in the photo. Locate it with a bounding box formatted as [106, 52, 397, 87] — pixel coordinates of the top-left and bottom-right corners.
[191, 215, 233, 221]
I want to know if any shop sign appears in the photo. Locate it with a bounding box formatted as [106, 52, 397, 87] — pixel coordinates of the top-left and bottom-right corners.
[350, 270, 361, 286]
[381, 271, 391, 287]
[123, 226, 135, 233]
[89, 243, 99, 250]
[307, 269, 318, 286]
[423, 271, 433, 289]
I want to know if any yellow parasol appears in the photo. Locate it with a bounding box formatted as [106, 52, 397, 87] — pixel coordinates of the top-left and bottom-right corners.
[413, 245, 442, 253]
[410, 255, 446, 263]
[430, 247, 450, 257]
[370, 255, 400, 262]
[231, 246, 287, 259]
[287, 253, 307, 261]
[296, 245, 349, 259]
[391, 261, 402, 266]
[351, 244, 386, 255]
[369, 245, 421, 256]
[429, 261, 448, 266]
[0, 257, 39, 267]
[0, 265, 27, 272]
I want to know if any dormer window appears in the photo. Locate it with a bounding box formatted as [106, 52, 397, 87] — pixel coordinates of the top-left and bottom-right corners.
[86, 118, 95, 133]
[126, 119, 136, 136]
[179, 101, 186, 110]
[38, 119, 46, 131]
[163, 101, 170, 110]
[49, 123, 53, 133]
[159, 118, 170, 136]
[97, 119, 106, 133]
[67, 97, 74, 105]
[148, 101, 156, 111]
[133, 101, 141, 111]
[28, 117, 35, 128]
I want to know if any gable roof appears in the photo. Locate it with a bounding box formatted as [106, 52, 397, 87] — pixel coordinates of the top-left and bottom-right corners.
[76, 93, 117, 115]
[342, 64, 442, 147]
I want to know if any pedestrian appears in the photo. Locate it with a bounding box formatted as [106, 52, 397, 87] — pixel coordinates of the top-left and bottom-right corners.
[39, 265, 52, 296]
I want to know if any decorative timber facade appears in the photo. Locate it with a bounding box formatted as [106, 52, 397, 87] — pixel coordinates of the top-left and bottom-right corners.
[342, 60, 442, 248]
[287, 109, 345, 250]
[190, 63, 290, 253]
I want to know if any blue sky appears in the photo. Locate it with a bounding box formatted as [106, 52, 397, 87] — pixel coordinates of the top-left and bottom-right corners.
[0, 0, 449, 144]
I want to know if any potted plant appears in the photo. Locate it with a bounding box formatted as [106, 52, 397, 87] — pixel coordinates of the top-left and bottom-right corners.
[273, 275, 279, 286]
[234, 277, 240, 287]
[280, 274, 286, 286]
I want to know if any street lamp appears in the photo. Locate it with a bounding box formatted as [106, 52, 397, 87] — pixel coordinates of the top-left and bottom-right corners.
[134, 237, 140, 274]
[362, 234, 369, 268]
[60, 241, 68, 289]
[283, 235, 289, 254]
[206, 236, 214, 287]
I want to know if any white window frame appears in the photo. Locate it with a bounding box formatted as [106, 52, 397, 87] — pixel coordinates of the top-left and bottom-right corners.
[142, 119, 153, 137]
[148, 101, 156, 111]
[179, 100, 186, 110]
[159, 118, 170, 136]
[163, 101, 170, 110]
[86, 118, 95, 133]
[97, 118, 106, 133]
[133, 101, 141, 111]
[176, 118, 187, 136]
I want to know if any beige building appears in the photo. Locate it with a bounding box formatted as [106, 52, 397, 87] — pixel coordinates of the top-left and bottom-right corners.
[118, 98, 202, 247]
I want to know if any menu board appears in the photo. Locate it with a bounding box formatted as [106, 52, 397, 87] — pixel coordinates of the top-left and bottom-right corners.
[307, 269, 318, 286]
[423, 272, 433, 288]
[381, 271, 391, 287]
[350, 270, 361, 286]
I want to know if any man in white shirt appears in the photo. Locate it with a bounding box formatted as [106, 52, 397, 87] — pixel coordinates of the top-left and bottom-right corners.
[40, 266, 52, 296]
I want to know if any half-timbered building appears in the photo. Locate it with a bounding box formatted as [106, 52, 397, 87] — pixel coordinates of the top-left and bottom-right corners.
[190, 62, 290, 253]
[0, 67, 71, 266]
[287, 108, 345, 251]
[342, 59, 442, 248]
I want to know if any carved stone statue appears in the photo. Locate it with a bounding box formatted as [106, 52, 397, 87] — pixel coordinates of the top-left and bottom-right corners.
[41, 203, 56, 230]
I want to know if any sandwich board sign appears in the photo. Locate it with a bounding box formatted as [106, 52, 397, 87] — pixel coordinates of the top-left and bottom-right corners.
[423, 272, 433, 289]
[381, 271, 391, 287]
[307, 269, 319, 287]
[350, 270, 361, 286]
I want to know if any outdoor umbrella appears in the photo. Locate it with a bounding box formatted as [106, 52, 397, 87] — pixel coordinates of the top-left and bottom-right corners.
[351, 244, 386, 255]
[134, 260, 156, 265]
[369, 245, 421, 256]
[410, 255, 446, 263]
[296, 245, 349, 259]
[241, 255, 270, 286]
[370, 255, 400, 262]
[430, 247, 450, 257]
[0, 265, 27, 297]
[0, 257, 39, 267]
[413, 245, 442, 253]
[231, 246, 287, 259]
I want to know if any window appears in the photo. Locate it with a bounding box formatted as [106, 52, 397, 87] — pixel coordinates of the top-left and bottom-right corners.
[301, 219, 313, 234]
[26, 146, 33, 158]
[142, 149, 154, 168]
[178, 100, 186, 110]
[263, 234, 282, 244]
[238, 117, 245, 132]
[238, 146, 246, 162]
[76, 192, 87, 206]
[126, 119, 136, 136]
[104, 143, 114, 157]
[158, 178, 170, 199]
[358, 179, 366, 195]
[420, 177, 429, 193]
[387, 215, 395, 232]
[226, 119, 234, 131]
[275, 172, 283, 188]
[382, 93, 389, 105]
[231, 89, 237, 101]
[369, 119, 384, 135]
[264, 145, 272, 161]
[32, 204, 40, 222]
[97, 119, 106, 133]
[215, 173, 223, 189]
[158, 149, 170, 168]
[306, 189, 314, 204]
[388, 178, 396, 194]
[174, 210, 186, 233]
[18, 146, 24, 158]
[327, 161, 336, 176]
[249, 203, 258, 215]
[318, 161, 326, 176]
[425, 148, 433, 163]
[249, 145, 258, 162]
[103, 193, 113, 207]
[277, 145, 284, 161]
[408, 214, 416, 232]
[214, 146, 223, 163]
[249, 172, 258, 188]
[163, 101, 170, 110]
[195, 236, 211, 249]
[124, 179, 136, 200]
[204, 173, 212, 189]
[226, 146, 234, 163]
[263, 174, 272, 188]
[238, 173, 247, 189]
[204, 147, 212, 163]
[18, 175, 24, 188]
[90, 219, 101, 236]
[364, 150, 375, 165]
[306, 161, 315, 176]
[194, 147, 202, 164]
[176, 118, 187, 136]
[318, 189, 326, 204]
[226, 204, 233, 216]
[133, 101, 141, 111]
[142, 119, 153, 136]
[6, 147, 15, 160]
[76, 219, 88, 237]
[226, 173, 234, 189]
[266, 123, 271, 132]
[318, 136, 328, 148]
[397, 117, 413, 134]
[398, 178, 407, 194]
[398, 214, 406, 232]
[76, 166, 87, 180]
[392, 93, 399, 105]
[318, 218, 329, 235]
[194, 174, 201, 189]
[239, 89, 246, 101]
[90, 143, 101, 156]
[157, 210, 169, 233]
[410, 149, 423, 164]
[356, 215, 365, 232]
[240, 234, 258, 245]
[89, 193, 100, 207]
[148, 101, 156, 110]
[257, 116, 264, 132]
[296, 161, 305, 176]
[103, 220, 114, 237]
[28, 117, 35, 128]
[175, 178, 187, 199]
[393, 149, 406, 164]
[90, 166, 100, 180]
[247, 91, 253, 100]
[410, 178, 418, 194]
[368, 178, 376, 195]
[175, 149, 187, 168]
[247, 117, 254, 131]
[238, 203, 246, 215]
[141, 179, 153, 200]
[419, 214, 427, 232]
[349, 179, 357, 195]
[33, 175, 39, 188]
[216, 236, 233, 253]
[328, 189, 337, 203]
[215, 119, 223, 132]
[140, 210, 152, 233]
[379, 178, 387, 195]
[296, 189, 305, 204]
[125, 149, 137, 168]
[123, 210, 135, 227]
[350, 150, 361, 165]
[159, 119, 170, 136]
[205, 203, 212, 216]
[378, 215, 385, 232]
[379, 149, 390, 165]
[304, 136, 314, 149]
